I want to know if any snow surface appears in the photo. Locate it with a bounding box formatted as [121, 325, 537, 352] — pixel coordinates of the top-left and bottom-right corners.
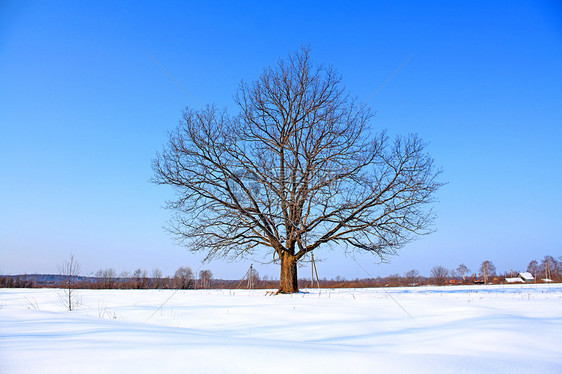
[1, 284, 561, 373]
[505, 277, 525, 283]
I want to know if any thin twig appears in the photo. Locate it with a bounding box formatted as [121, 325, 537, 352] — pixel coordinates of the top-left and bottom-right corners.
[150, 55, 203, 108]
[360, 54, 414, 110]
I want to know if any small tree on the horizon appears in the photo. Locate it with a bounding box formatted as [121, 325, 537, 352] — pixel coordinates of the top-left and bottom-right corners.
[526, 260, 538, 278]
[133, 268, 148, 289]
[456, 264, 470, 280]
[199, 270, 213, 288]
[95, 268, 117, 288]
[152, 47, 442, 293]
[173, 267, 194, 289]
[152, 268, 163, 288]
[58, 254, 81, 311]
[404, 269, 420, 285]
[479, 260, 496, 283]
[119, 271, 130, 278]
[430, 265, 449, 285]
[539, 255, 558, 280]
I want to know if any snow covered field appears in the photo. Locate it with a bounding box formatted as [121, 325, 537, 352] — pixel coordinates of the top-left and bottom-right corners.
[1, 284, 561, 373]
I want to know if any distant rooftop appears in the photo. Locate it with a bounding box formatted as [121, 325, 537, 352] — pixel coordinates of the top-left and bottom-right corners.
[505, 277, 524, 283]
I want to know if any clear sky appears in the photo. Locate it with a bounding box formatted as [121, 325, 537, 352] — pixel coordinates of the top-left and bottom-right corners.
[1, 0, 561, 280]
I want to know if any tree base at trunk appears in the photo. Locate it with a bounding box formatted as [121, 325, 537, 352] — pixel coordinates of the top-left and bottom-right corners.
[275, 288, 299, 294]
[278, 252, 299, 293]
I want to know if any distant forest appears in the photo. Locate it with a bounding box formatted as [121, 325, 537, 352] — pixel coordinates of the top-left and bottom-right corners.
[1, 255, 559, 289]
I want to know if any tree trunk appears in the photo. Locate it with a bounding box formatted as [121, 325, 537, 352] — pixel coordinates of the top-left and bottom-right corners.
[278, 252, 299, 293]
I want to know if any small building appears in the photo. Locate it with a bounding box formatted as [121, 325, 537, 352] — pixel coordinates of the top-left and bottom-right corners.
[518, 272, 535, 282]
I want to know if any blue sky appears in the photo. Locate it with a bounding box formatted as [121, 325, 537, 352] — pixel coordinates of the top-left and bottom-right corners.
[1, 0, 561, 280]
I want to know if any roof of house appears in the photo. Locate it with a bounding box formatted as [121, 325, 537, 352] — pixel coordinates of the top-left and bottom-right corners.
[505, 277, 524, 283]
[519, 272, 535, 281]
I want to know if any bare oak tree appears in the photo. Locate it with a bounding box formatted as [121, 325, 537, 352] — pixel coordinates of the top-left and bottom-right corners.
[153, 47, 442, 293]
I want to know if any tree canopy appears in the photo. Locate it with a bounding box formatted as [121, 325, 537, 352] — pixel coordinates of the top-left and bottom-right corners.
[153, 47, 442, 293]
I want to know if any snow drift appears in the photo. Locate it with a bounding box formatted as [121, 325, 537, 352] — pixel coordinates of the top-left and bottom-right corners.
[1, 284, 561, 373]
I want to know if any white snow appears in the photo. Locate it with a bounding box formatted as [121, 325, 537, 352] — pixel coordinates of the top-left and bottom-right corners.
[1, 284, 561, 373]
[519, 272, 535, 281]
[505, 277, 524, 283]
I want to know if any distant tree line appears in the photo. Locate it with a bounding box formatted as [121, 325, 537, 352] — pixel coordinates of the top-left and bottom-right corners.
[1, 254, 560, 290]
[85, 266, 216, 290]
[0, 266, 214, 290]
[0, 275, 36, 288]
